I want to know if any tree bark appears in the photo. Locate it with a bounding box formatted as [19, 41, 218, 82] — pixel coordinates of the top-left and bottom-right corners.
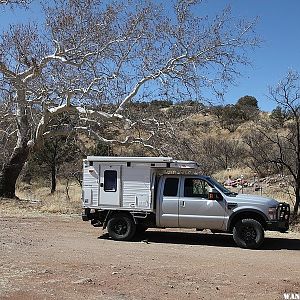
[294, 184, 300, 215]
[21, 162, 32, 185]
[0, 145, 30, 198]
[0, 88, 31, 199]
[51, 164, 56, 194]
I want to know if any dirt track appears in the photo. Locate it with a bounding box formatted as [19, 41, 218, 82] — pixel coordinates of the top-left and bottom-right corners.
[0, 215, 299, 300]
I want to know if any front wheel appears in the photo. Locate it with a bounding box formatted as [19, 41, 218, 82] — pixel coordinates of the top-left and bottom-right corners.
[107, 214, 136, 241]
[233, 219, 264, 249]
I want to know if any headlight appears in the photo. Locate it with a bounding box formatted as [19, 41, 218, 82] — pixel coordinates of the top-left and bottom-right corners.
[268, 207, 277, 220]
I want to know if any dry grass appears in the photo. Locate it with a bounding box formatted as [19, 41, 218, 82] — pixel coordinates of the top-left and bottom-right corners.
[14, 180, 82, 215]
[259, 185, 295, 205]
[213, 167, 254, 182]
[0, 198, 46, 218]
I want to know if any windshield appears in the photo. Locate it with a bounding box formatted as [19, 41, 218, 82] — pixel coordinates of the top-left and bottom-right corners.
[206, 177, 236, 196]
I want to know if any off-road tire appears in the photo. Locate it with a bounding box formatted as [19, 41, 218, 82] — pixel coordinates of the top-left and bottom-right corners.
[233, 218, 264, 249]
[107, 213, 136, 241]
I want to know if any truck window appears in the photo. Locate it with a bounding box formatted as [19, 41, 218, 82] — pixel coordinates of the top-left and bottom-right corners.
[184, 178, 210, 198]
[104, 170, 117, 192]
[163, 178, 179, 196]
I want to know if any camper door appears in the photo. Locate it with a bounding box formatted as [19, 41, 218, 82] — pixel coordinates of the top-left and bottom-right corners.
[99, 165, 121, 206]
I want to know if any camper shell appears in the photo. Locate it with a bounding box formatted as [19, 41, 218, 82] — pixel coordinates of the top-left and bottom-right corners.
[82, 156, 199, 211]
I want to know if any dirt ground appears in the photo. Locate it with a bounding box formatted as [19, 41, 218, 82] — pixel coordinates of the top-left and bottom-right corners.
[0, 214, 299, 300]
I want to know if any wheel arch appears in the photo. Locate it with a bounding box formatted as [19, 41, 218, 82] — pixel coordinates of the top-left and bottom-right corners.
[228, 209, 267, 232]
[103, 210, 137, 229]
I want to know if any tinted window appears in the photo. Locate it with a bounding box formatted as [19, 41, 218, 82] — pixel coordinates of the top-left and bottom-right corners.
[163, 178, 179, 196]
[184, 178, 211, 198]
[104, 170, 117, 192]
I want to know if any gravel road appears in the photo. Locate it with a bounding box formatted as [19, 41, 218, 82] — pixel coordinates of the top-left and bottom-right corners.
[0, 215, 299, 300]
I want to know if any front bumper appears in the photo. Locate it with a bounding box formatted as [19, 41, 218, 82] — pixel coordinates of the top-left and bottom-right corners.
[266, 220, 289, 232]
[266, 202, 290, 232]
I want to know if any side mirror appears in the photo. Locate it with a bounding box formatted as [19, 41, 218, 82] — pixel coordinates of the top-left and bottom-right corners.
[208, 188, 223, 201]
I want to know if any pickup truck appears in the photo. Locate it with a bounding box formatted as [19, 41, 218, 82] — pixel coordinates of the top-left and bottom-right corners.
[82, 157, 290, 249]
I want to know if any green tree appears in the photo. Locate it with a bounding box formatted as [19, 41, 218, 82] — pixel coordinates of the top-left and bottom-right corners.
[210, 104, 243, 132]
[236, 95, 259, 121]
[236, 95, 259, 109]
[30, 136, 80, 193]
[93, 141, 112, 156]
[270, 106, 290, 127]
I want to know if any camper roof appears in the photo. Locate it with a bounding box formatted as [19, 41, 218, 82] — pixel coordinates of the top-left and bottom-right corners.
[86, 156, 173, 163]
[86, 156, 199, 169]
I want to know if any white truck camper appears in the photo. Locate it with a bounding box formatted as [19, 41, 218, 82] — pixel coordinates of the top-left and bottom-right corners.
[82, 156, 290, 249]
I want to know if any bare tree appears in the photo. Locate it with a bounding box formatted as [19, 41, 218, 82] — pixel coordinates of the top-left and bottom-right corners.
[200, 137, 245, 173]
[0, 0, 29, 5]
[0, 0, 259, 198]
[244, 70, 300, 215]
[0, 0, 31, 11]
[243, 130, 279, 178]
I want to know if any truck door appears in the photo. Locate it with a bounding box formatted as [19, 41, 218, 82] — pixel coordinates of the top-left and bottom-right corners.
[99, 165, 121, 206]
[178, 177, 226, 229]
[158, 176, 180, 227]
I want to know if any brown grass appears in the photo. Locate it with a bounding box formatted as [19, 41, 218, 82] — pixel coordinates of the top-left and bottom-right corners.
[14, 180, 82, 215]
[213, 167, 254, 182]
[0, 198, 45, 218]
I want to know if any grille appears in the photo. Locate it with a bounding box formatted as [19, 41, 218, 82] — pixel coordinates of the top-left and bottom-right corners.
[277, 202, 290, 221]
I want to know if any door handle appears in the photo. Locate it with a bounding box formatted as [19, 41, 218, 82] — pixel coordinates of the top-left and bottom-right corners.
[180, 200, 185, 207]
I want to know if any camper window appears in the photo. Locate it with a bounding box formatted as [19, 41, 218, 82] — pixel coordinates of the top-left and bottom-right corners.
[104, 170, 117, 192]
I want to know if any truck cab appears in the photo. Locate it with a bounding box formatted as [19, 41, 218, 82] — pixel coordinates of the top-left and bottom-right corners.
[157, 175, 227, 229]
[82, 156, 290, 249]
[156, 174, 289, 242]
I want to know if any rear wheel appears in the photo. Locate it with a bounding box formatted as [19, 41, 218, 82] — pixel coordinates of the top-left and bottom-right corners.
[107, 214, 136, 241]
[233, 219, 264, 249]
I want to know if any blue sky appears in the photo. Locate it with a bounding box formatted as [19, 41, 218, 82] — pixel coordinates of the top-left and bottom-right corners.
[0, 0, 299, 111]
[199, 0, 300, 111]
